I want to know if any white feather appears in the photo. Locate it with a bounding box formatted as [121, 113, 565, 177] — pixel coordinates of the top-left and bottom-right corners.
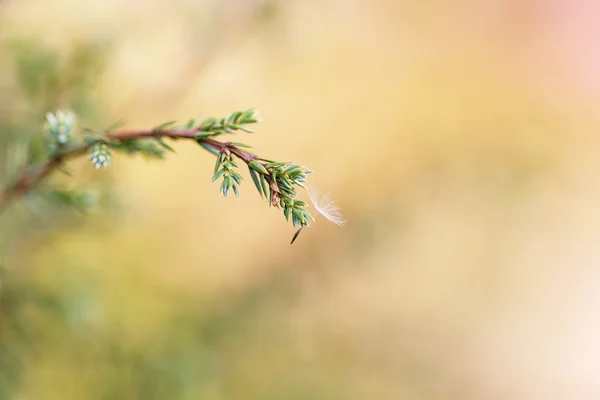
[307, 185, 346, 227]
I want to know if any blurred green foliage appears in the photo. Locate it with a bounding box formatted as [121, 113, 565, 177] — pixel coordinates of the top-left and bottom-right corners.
[0, 34, 357, 400]
[0, 38, 110, 398]
[0, 38, 109, 228]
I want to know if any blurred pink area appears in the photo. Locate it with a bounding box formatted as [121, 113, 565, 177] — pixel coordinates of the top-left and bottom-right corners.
[542, 0, 600, 97]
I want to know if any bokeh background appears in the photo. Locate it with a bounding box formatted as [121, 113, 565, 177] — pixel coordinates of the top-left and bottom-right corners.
[2, 0, 600, 398]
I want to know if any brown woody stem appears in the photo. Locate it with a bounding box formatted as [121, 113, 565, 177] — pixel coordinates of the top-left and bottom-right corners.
[0, 129, 263, 215]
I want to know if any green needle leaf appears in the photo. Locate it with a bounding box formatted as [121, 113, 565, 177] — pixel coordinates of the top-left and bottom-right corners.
[290, 227, 304, 244]
[249, 160, 268, 175]
[185, 118, 197, 129]
[229, 142, 252, 148]
[154, 120, 177, 132]
[214, 154, 223, 174]
[259, 174, 269, 198]
[249, 168, 263, 198]
[195, 132, 214, 140]
[198, 142, 219, 156]
[212, 169, 226, 182]
[156, 138, 175, 153]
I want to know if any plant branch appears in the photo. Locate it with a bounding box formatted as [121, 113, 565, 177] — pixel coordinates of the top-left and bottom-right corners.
[0, 129, 261, 215]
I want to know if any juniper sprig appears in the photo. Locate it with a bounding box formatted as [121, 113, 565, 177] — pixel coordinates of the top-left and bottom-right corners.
[0, 108, 344, 242]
